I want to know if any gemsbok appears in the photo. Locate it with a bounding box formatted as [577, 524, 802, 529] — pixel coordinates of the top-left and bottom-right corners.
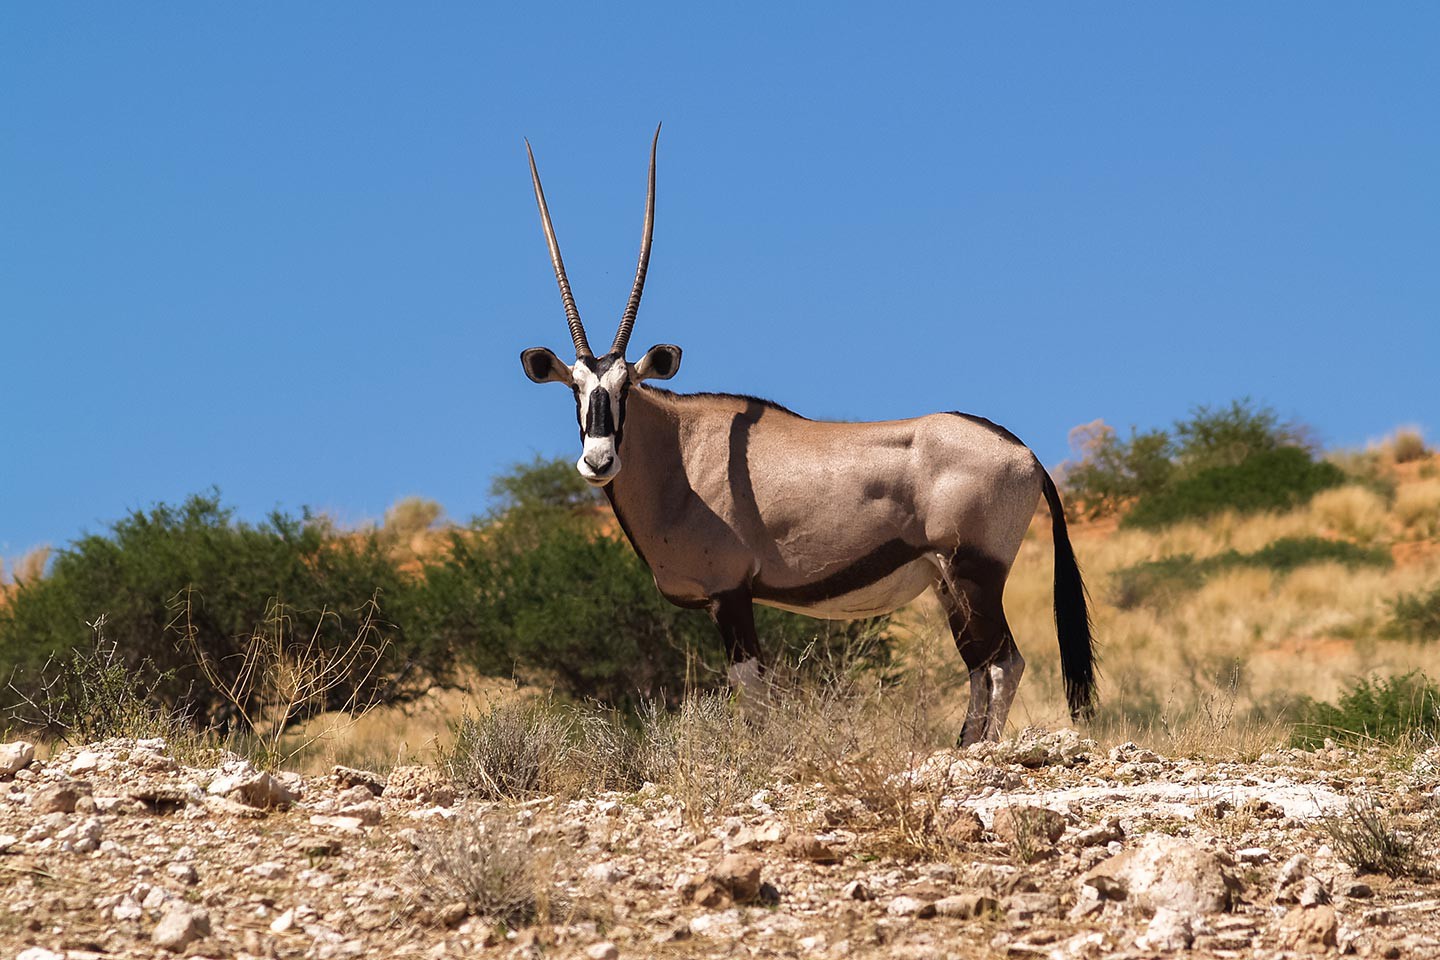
[519, 130, 1095, 744]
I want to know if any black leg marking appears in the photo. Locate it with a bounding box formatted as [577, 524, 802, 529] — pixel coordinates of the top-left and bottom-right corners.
[707, 589, 764, 665]
[937, 549, 1016, 746]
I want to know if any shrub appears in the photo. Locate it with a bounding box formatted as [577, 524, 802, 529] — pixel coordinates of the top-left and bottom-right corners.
[1171, 399, 1306, 474]
[1123, 447, 1345, 529]
[1310, 486, 1391, 544]
[443, 697, 576, 799]
[1290, 672, 1440, 748]
[1065, 400, 1324, 524]
[1321, 801, 1432, 878]
[1112, 537, 1390, 610]
[1388, 427, 1430, 465]
[411, 811, 556, 927]
[1063, 420, 1174, 518]
[1395, 480, 1440, 538]
[5, 614, 197, 748]
[0, 493, 417, 727]
[1386, 584, 1440, 643]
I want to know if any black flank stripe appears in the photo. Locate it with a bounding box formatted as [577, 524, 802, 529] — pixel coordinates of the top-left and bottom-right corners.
[752, 539, 922, 605]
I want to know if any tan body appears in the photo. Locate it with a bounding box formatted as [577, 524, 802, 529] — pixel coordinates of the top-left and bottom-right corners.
[608, 387, 1043, 619]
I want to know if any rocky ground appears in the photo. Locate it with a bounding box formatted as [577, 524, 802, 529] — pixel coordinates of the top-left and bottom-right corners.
[1, 731, 1438, 959]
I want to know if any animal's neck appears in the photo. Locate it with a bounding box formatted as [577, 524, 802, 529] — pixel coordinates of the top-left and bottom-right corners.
[604, 385, 683, 550]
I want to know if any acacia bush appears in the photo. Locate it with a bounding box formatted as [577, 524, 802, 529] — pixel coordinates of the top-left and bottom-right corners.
[1064, 400, 1342, 528]
[0, 493, 416, 727]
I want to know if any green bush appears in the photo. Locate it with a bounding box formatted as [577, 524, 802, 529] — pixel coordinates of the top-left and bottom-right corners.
[1123, 447, 1345, 529]
[0, 493, 417, 727]
[1290, 672, 1440, 748]
[1111, 537, 1391, 609]
[1066, 399, 1337, 527]
[1386, 583, 1440, 643]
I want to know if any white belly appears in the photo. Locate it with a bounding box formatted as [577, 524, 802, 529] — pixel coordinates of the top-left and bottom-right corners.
[755, 558, 939, 620]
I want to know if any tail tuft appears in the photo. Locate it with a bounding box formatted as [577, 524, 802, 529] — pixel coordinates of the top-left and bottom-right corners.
[1040, 470, 1096, 720]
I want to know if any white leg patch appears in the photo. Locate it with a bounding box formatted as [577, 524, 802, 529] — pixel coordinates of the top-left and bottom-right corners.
[984, 647, 1025, 741]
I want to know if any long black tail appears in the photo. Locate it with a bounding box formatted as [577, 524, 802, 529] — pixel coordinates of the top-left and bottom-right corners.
[1040, 471, 1096, 720]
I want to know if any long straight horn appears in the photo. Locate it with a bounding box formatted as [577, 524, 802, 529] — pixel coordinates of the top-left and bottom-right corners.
[526, 139, 592, 358]
[611, 124, 659, 357]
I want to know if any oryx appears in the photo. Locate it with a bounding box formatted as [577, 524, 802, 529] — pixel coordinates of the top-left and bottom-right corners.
[519, 130, 1095, 743]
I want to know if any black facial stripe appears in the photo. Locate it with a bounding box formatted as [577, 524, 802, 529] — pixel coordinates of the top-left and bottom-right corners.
[586, 388, 614, 437]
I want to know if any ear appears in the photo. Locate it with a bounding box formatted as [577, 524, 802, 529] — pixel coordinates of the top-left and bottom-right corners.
[633, 343, 682, 381]
[520, 347, 573, 385]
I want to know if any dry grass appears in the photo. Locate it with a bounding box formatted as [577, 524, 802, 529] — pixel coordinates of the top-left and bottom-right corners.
[1395, 480, 1440, 539]
[1310, 485, 1392, 545]
[410, 809, 560, 928]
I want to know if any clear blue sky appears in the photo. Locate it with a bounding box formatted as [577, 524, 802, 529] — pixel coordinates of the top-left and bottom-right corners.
[3, 5, 1437, 560]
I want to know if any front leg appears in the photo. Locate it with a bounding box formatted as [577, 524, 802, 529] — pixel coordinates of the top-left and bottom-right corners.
[707, 588, 765, 690]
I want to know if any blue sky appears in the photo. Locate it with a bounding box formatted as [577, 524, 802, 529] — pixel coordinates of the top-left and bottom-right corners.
[3, 5, 1437, 560]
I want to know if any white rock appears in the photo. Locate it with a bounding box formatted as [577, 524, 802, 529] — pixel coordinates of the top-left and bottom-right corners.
[585, 942, 620, 960]
[17, 949, 65, 960]
[886, 895, 934, 917]
[152, 901, 211, 951]
[1236, 846, 1270, 863]
[270, 908, 297, 933]
[309, 814, 366, 832]
[584, 861, 627, 884]
[68, 750, 102, 775]
[0, 740, 35, 776]
[246, 860, 287, 879]
[689, 909, 743, 938]
[1137, 907, 1194, 951]
[1080, 835, 1239, 916]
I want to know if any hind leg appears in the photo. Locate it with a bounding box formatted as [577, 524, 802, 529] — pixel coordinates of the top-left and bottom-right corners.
[937, 551, 1022, 746]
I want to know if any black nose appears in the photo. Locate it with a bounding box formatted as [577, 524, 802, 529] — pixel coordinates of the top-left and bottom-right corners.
[585, 452, 614, 474]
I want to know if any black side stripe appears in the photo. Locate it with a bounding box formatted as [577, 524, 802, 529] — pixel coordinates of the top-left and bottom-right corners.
[752, 538, 922, 605]
[586, 389, 614, 437]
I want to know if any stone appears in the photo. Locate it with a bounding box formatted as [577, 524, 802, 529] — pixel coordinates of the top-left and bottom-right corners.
[1296, 876, 1332, 907]
[1074, 817, 1124, 847]
[585, 943, 619, 960]
[706, 852, 762, 903]
[338, 800, 383, 825]
[1236, 846, 1271, 863]
[32, 780, 91, 813]
[1276, 905, 1339, 951]
[386, 765, 456, 806]
[943, 809, 985, 844]
[993, 805, 1066, 844]
[207, 760, 296, 809]
[933, 893, 998, 918]
[584, 861, 627, 884]
[1080, 835, 1240, 916]
[1343, 881, 1374, 899]
[334, 765, 386, 795]
[0, 740, 35, 776]
[166, 862, 199, 885]
[689, 909, 743, 939]
[842, 880, 871, 901]
[1136, 908, 1194, 951]
[246, 861, 287, 879]
[886, 895, 935, 918]
[152, 901, 211, 951]
[309, 814, 367, 832]
[1003, 892, 1060, 921]
[17, 950, 65, 960]
[781, 832, 838, 863]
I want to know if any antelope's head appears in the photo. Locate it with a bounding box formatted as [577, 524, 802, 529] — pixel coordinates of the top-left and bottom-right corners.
[520, 128, 682, 487]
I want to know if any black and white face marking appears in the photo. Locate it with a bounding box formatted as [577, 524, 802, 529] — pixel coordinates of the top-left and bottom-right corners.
[519, 342, 682, 487]
[571, 354, 631, 486]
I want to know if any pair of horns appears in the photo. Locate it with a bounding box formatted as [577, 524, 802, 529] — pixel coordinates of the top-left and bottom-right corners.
[526, 125, 658, 359]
